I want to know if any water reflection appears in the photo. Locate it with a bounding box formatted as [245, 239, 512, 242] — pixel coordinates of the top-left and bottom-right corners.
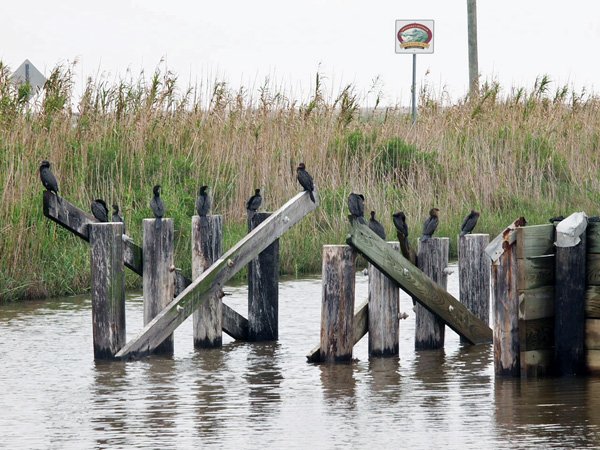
[319, 362, 356, 408]
[244, 342, 283, 423]
[368, 357, 402, 400]
[193, 347, 229, 439]
[92, 360, 129, 448]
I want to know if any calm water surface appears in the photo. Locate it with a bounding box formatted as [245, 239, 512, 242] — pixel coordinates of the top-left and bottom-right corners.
[1, 266, 600, 449]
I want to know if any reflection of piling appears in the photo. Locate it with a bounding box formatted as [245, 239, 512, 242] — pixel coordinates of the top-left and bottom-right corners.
[415, 237, 449, 349]
[248, 212, 279, 341]
[555, 223, 587, 375]
[90, 223, 126, 359]
[143, 218, 174, 355]
[458, 234, 490, 344]
[368, 242, 400, 357]
[192, 215, 223, 348]
[320, 245, 355, 363]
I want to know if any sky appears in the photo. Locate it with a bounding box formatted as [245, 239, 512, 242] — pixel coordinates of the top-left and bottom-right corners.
[2, 0, 599, 106]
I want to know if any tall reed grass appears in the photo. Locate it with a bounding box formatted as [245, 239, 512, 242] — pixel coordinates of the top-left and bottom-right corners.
[1, 63, 599, 302]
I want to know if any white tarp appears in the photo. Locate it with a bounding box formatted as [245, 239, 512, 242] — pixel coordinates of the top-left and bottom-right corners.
[555, 212, 588, 247]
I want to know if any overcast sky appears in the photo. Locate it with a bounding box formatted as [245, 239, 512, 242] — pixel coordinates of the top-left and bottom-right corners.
[2, 0, 599, 106]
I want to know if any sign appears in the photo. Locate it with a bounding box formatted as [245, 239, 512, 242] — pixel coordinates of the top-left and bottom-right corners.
[395, 20, 434, 54]
[10, 59, 46, 95]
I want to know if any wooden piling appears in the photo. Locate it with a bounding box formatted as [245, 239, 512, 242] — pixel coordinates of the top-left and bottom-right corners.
[368, 242, 400, 357]
[248, 212, 279, 341]
[90, 223, 126, 359]
[192, 215, 223, 348]
[415, 237, 449, 350]
[458, 234, 490, 344]
[492, 235, 520, 376]
[320, 245, 356, 363]
[143, 218, 175, 355]
[555, 219, 587, 375]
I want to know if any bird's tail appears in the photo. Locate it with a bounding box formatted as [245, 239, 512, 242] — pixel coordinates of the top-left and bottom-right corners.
[308, 190, 315, 203]
[420, 235, 430, 242]
[358, 216, 366, 225]
[155, 217, 162, 231]
[460, 231, 466, 237]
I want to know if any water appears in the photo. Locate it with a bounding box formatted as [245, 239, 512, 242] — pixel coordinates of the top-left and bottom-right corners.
[1, 267, 600, 449]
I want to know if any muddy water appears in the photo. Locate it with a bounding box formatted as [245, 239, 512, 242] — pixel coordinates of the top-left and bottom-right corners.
[1, 266, 600, 449]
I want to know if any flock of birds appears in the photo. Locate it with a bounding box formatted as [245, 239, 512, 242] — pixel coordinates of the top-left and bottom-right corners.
[40, 159, 479, 243]
[39, 161, 316, 229]
[347, 191, 481, 244]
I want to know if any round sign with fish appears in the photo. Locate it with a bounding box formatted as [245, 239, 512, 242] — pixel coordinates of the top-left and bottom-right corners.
[395, 20, 434, 54]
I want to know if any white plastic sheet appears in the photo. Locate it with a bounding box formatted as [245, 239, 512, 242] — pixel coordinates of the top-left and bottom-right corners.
[555, 212, 588, 247]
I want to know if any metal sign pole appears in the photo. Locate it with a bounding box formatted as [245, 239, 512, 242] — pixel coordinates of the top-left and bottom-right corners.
[411, 53, 417, 125]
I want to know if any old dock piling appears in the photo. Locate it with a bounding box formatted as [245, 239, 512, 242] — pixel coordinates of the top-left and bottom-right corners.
[248, 212, 280, 341]
[586, 221, 600, 373]
[192, 215, 224, 348]
[90, 223, 126, 359]
[415, 237, 449, 350]
[116, 190, 318, 359]
[143, 218, 175, 355]
[555, 213, 587, 376]
[458, 234, 490, 344]
[368, 242, 400, 357]
[320, 245, 356, 363]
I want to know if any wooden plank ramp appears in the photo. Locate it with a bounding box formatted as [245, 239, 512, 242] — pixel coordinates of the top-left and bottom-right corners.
[346, 217, 492, 345]
[43, 191, 248, 340]
[116, 190, 319, 359]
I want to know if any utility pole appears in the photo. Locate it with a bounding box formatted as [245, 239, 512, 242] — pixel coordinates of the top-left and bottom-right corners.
[467, 0, 479, 97]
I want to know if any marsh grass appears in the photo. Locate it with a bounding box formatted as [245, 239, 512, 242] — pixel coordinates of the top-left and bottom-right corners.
[1, 62, 600, 301]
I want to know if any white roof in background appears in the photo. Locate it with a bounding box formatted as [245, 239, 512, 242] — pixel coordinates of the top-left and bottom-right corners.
[10, 59, 46, 91]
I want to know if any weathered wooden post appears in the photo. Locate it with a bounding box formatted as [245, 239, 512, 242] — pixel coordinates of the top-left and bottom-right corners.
[192, 215, 223, 348]
[90, 223, 126, 359]
[555, 213, 587, 375]
[368, 242, 400, 357]
[143, 218, 175, 355]
[415, 237, 449, 349]
[320, 245, 355, 363]
[586, 221, 600, 373]
[458, 234, 490, 343]
[248, 212, 279, 341]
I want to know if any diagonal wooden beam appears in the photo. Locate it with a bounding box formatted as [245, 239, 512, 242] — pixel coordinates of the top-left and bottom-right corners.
[346, 217, 492, 345]
[42, 191, 249, 340]
[116, 190, 319, 359]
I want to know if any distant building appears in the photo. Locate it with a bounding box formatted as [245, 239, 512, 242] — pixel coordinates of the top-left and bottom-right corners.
[10, 59, 46, 97]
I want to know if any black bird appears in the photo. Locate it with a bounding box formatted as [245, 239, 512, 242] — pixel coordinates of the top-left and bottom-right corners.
[91, 199, 109, 222]
[392, 211, 409, 240]
[296, 162, 315, 203]
[460, 210, 480, 236]
[196, 185, 211, 216]
[421, 208, 440, 242]
[246, 188, 262, 212]
[368, 211, 386, 239]
[112, 203, 126, 233]
[549, 215, 565, 224]
[348, 193, 365, 224]
[150, 185, 165, 219]
[39, 160, 59, 195]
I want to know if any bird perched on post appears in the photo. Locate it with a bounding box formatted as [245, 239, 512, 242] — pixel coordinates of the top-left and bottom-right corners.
[112, 203, 126, 233]
[196, 185, 211, 216]
[393, 211, 416, 265]
[39, 160, 59, 197]
[421, 208, 440, 242]
[150, 185, 165, 219]
[368, 211, 386, 239]
[91, 199, 109, 222]
[460, 210, 480, 236]
[246, 188, 262, 212]
[296, 162, 315, 202]
[348, 193, 366, 224]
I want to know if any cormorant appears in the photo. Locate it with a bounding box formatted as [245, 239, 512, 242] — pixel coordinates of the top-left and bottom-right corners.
[39, 160, 59, 196]
[549, 215, 565, 224]
[348, 193, 366, 224]
[246, 188, 262, 212]
[196, 185, 211, 216]
[91, 199, 109, 222]
[421, 208, 440, 242]
[368, 211, 386, 239]
[392, 211, 409, 240]
[460, 210, 480, 236]
[112, 203, 126, 233]
[296, 162, 315, 203]
[150, 185, 165, 219]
